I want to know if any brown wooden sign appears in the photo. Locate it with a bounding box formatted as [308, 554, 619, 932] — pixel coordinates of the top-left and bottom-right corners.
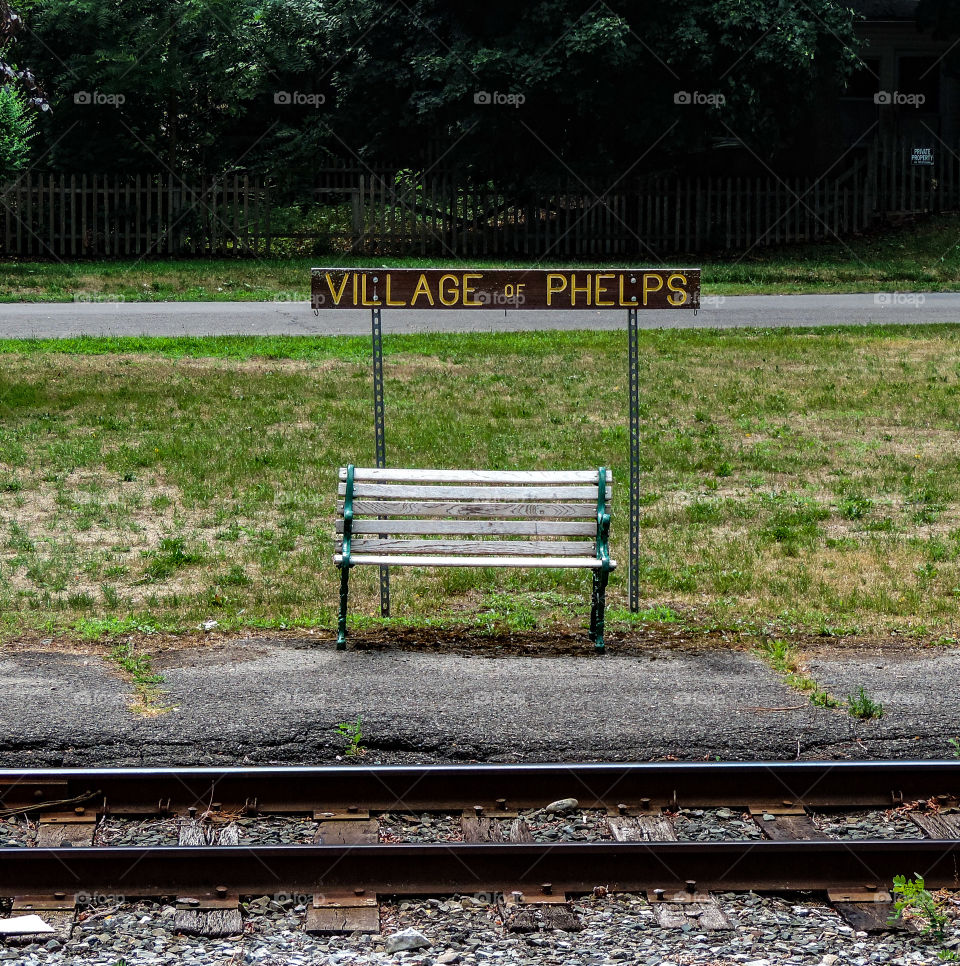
[311, 268, 699, 311]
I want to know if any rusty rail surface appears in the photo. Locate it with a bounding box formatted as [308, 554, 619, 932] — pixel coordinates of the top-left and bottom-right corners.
[1, 761, 958, 814]
[3, 841, 960, 896]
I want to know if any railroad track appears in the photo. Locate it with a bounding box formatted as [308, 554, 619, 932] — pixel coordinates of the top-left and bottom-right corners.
[1, 762, 959, 938]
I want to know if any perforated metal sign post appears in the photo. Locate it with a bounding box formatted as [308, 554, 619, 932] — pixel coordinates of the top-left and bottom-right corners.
[312, 268, 701, 615]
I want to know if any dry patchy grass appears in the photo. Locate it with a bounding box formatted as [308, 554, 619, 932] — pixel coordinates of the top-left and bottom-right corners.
[0, 327, 958, 643]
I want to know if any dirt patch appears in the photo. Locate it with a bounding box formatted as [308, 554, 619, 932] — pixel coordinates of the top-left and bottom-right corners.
[1, 623, 955, 660]
[168, 356, 342, 375]
[290, 625, 745, 657]
[0, 630, 106, 656]
[152, 642, 272, 669]
[788, 634, 959, 657]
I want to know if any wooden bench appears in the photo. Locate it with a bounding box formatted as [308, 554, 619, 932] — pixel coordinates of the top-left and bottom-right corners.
[334, 466, 616, 651]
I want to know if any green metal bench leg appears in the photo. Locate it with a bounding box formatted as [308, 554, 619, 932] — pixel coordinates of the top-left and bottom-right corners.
[593, 569, 609, 653]
[589, 571, 599, 642]
[337, 565, 350, 650]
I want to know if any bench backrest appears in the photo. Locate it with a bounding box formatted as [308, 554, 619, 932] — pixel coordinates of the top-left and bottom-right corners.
[336, 467, 612, 559]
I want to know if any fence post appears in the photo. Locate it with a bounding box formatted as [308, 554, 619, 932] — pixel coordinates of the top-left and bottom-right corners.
[352, 176, 364, 251]
[264, 180, 271, 257]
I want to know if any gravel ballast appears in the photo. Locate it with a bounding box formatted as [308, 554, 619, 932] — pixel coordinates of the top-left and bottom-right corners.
[1, 892, 957, 965]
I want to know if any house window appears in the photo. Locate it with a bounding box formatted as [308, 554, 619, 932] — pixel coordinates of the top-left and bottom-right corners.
[838, 58, 881, 144]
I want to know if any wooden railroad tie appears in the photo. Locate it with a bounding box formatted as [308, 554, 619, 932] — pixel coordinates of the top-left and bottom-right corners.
[307, 814, 381, 934]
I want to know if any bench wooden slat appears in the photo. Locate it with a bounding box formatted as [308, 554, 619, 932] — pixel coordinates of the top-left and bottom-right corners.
[335, 554, 615, 569]
[341, 501, 597, 519]
[339, 483, 611, 500]
[336, 519, 596, 536]
[341, 467, 612, 484]
[347, 538, 596, 556]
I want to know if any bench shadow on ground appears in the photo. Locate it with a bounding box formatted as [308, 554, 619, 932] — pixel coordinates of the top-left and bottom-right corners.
[232, 626, 732, 658]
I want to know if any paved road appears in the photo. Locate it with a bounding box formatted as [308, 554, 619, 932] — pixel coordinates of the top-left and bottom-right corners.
[0, 292, 958, 337]
[0, 639, 955, 766]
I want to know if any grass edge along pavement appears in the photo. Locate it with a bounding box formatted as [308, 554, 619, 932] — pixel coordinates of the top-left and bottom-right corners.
[1, 211, 960, 300]
[1, 325, 960, 658]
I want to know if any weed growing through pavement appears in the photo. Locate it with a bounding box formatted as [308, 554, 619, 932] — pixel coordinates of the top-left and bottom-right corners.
[846, 686, 884, 720]
[108, 643, 173, 716]
[756, 640, 842, 711]
[335, 716, 365, 758]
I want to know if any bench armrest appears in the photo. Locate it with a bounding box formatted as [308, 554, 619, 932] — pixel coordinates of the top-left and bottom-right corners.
[340, 463, 355, 567]
[594, 466, 612, 572]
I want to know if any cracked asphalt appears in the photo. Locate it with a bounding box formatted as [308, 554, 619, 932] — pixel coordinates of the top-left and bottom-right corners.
[0, 640, 956, 766]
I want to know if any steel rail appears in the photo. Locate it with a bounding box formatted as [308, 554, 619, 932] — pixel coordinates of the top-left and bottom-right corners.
[1, 761, 958, 813]
[2, 841, 960, 896]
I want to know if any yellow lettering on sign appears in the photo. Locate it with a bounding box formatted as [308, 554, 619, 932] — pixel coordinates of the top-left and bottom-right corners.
[642, 273, 664, 305]
[385, 275, 405, 306]
[463, 273, 482, 306]
[438, 274, 460, 306]
[411, 273, 435, 306]
[595, 273, 614, 307]
[667, 273, 688, 305]
[570, 273, 592, 306]
[546, 274, 567, 306]
[325, 273, 351, 306]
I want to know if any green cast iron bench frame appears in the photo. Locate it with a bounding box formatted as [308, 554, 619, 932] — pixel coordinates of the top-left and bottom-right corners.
[334, 466, 615, 652]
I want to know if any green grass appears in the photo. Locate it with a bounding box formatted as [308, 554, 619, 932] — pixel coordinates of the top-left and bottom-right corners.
[1, 325, 960, 643]
[1, 213, 960, 300]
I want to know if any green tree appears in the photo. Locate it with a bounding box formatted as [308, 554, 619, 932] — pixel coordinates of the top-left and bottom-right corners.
[2, 0, 47, 109]
[0, 83, 34, 177]
[17, 0, 863, 180]
[1, 1, 44, 178]
[297, 0, 862, 184]
[19, 0, 275, 171]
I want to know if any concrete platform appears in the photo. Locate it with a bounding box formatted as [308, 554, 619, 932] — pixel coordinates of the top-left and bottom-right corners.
[1, 639, 957, 766]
